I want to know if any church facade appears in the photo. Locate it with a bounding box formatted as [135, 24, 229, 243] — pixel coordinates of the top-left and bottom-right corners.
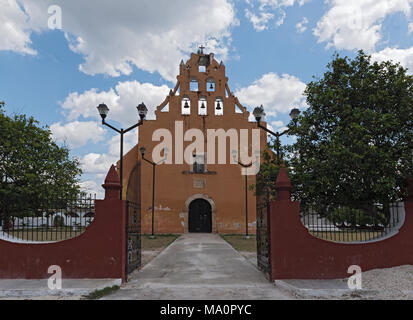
[121, 49, 268, 234]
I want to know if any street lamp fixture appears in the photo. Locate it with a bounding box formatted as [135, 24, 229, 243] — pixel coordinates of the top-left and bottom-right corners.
[140, 146, 169, 238]
[252, 105, 265, 123]
[97, 102, 148, 200]
[97, 103, 109, 120]
[137, 102, 148, 121]
[139, 146, 146, 156]
[253, 105, 300, 164]
[289, 108, 300, 121]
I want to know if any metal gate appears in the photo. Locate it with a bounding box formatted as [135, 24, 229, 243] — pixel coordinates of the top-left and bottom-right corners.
[256, 196, 271, 280]
[126, 201, 141, 277]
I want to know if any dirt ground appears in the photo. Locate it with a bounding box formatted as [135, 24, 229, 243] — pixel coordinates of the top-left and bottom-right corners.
[343, 265, 413, 300]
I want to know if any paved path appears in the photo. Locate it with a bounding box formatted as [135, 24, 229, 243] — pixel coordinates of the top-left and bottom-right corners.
[103, 233, 295, 300]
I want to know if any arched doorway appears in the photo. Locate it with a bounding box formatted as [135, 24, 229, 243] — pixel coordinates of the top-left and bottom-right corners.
[188, 199, 212, 233]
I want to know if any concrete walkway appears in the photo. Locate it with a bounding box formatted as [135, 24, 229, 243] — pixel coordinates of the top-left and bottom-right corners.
[103, 233, 295, 300]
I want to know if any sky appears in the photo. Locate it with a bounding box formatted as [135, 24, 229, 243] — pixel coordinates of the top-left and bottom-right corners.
[1, 0, 413, 197]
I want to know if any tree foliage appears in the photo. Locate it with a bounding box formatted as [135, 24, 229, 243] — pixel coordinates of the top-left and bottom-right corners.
[287, 51, 413, 208]
[0, 102, 82, 216]
[254, 138, 284, 202]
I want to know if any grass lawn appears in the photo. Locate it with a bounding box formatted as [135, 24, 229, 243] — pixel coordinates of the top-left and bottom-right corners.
[141, 234, 180, 251]
[4, 229, 85, 242]
[310, 231, 381, 242]
[220, 234, 257, 252]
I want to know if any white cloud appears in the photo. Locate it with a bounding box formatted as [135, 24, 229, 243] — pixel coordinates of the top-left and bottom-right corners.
[50, 121, 107, 148]
[245, 0, 311, 32]
[58, 80, 169, 197]
[78, 180, 104, 199]
[314, 0, 413, 52]
[107, 131, 139, 159]
[76, 126, 138, 198]
[271, 120, 284, 128]
[245, 9, 274, 31]
[0, 0, 37, 54]
[235, 72, 307, 117]
[245, 0, 309, 31]
[61, 81, 171, 127]
[10, 0, 238, 81]
[275, 10, 287, 27]
[296, 17, 309, 33]
[80, 153, 117, 175]
[79, 123, 138, 174]
[371, 46, 413, 73]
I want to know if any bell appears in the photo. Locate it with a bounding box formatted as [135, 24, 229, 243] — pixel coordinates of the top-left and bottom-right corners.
[184, 101, 190, 108]
[216, 102, 222, 110]
[201, 102, 206, 109]
[210, 83, 214, 90]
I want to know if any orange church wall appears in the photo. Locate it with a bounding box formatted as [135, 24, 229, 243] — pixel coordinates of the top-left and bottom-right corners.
[120, 51, 269, 234]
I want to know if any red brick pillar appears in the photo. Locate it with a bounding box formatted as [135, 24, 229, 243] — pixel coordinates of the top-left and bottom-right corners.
[101, 165, 127, 282]
[102, 165, 121, 200]
[275, 166, 292, 201]
[269, 166, 301, 280]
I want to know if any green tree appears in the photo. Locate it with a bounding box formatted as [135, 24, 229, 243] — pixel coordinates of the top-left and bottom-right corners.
[287, 51, 413, 211]
[254, 139, 282, 202]
[0, 102, 82, 217]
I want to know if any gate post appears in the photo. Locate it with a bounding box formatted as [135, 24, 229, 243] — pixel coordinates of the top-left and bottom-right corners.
[102, 165, 128, 282]
[269, 166, 300, 281]
[102, 165, 121, 200]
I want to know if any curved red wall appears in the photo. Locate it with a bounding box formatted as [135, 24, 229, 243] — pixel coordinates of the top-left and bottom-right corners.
[0, 199, 127, 281]
[270, 199, 413, 280]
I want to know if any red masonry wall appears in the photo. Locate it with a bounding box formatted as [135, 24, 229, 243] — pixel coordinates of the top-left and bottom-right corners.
[0, 199, 127, 281]
[0, 165, 128, 281]
[270, 167, 413, 280]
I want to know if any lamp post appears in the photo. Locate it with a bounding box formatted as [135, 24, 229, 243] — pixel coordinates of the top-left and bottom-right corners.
[140, 146, 168, 238]
[232, 150, 257, 239]
[253, 106, 300, 164]
[97, 102, 148, 200]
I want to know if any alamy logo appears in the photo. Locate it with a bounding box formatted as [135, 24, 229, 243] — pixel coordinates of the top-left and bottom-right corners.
[150, 121, 261, 175]
[47, 265, 62, 290]
[347, 265, 362, 290]
[48, 5, 62, 30]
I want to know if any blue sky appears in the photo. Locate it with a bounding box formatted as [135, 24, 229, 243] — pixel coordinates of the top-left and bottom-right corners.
[1, 0, 413, 196]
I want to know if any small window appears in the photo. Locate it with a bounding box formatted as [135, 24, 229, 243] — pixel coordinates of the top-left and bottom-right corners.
[192, 154, 206, 173]
[198, 98, 207, 116]
[207, 78, 215, 92]
[215, 98, 223, 116]
[199, 65, 206, 73]
[182, 97, 190, 115]
[190, 78, 198, 92]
